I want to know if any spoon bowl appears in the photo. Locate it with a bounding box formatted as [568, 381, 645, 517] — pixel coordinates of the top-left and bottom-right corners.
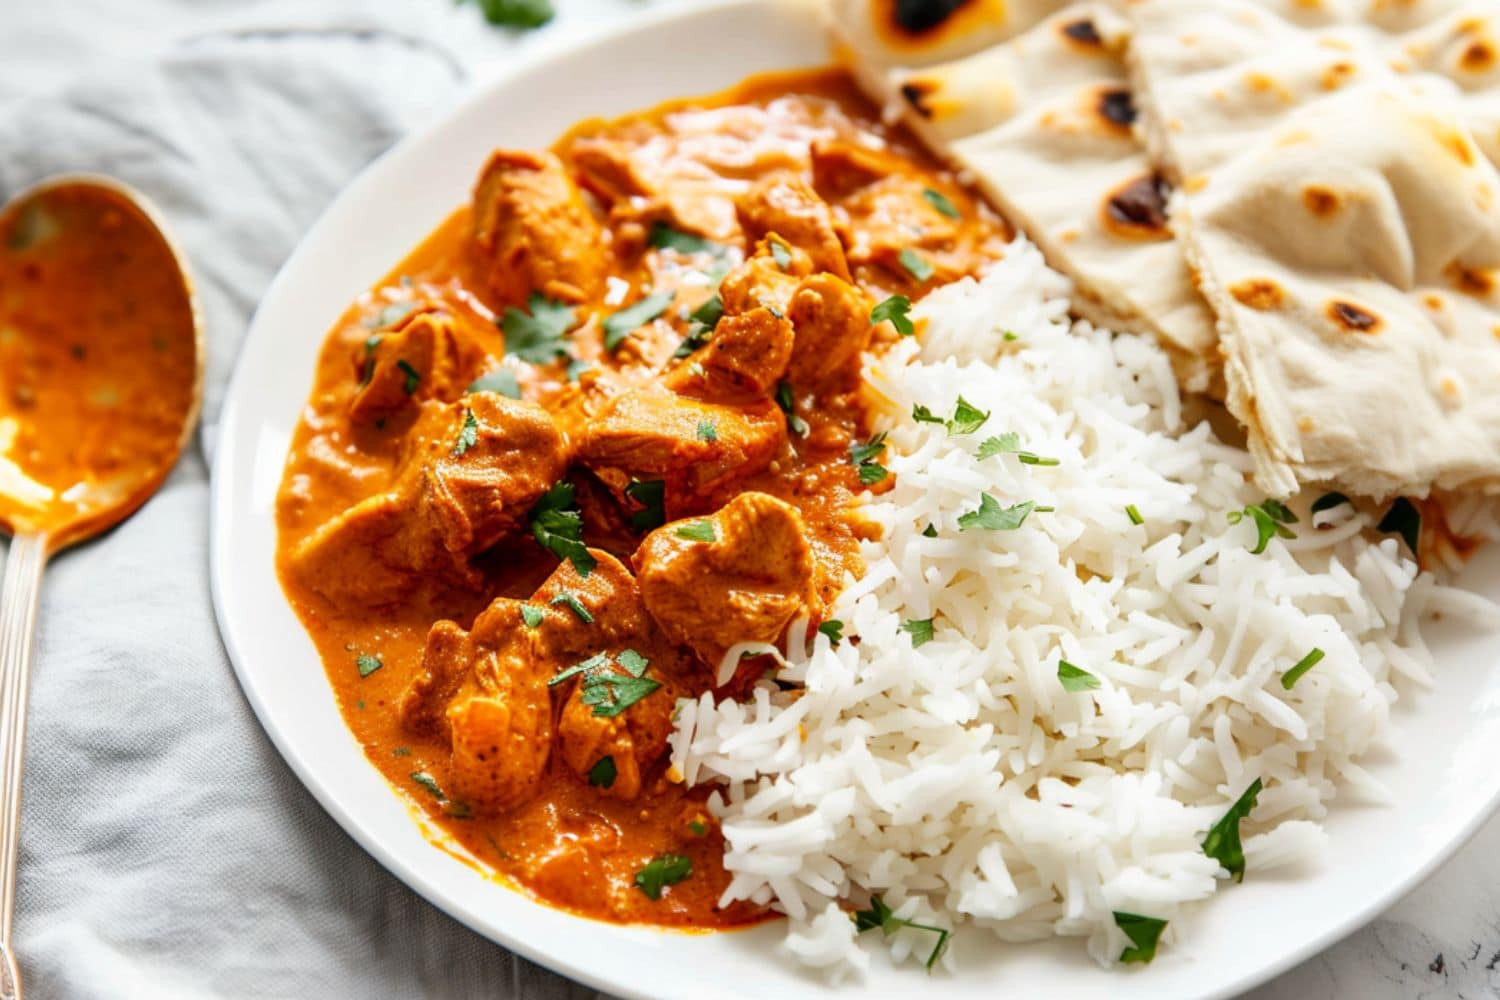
[0, 174, 203, 998]
[0, 174, 204, 552]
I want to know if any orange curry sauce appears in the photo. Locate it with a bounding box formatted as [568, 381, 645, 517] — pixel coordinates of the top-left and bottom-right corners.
[0, 184, 197, 539]
[275, 69, 1010, 928]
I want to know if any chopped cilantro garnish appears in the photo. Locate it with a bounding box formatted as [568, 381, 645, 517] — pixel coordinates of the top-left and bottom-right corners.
[1002, 331, 1019, 342]
[356, 654, 383, 678]
[946, 397, 989, 436]
[411, 771, 444, 799]
[634, 853, 692, 899]
[1126, 504, 1144, 525]
[853, 895, 950, 970]
[392, 747, 411, 757]
[500, 292, 578, 365]
[550, 591, 594, 624]
[695, 419, 718, 443]
[550, 652, 658, 718]
[519, 604, 544, 628]
[917, 398, 989, 436]
[901, 618, 935, 648]
[871, 294, 915, 336]
[467, 368, 521, 399]
[850, 432, 889, 485]
[464, 0, 554, 28]
[648, 222, 724, 257]
[604, 290, 675, 352]
[1280, 647, 1325, 690]
[676, 520, 717, 543]
[687, 820, 707, 836]
[912, 404, 943, 425]
[922, 523, 938, 538]
[899, 248, 935, 282]
[818, 620, 845, 645]
[689, 293, 724, 328]
[1201, 778, 1262, 883]
[976, 432, 1058, 465]
[452, 408, 479, 457]
[922, 187, 961, 219]
[1377, 497, 1421, 556]
[850, 432, 887, 465]
[775, 381, 809, 436]
[360, 334, 382, 386]
[1057, 660, 1099, 692]
[958, 494, 1051, 532]
[396, 360, 421, 395]
[366, 301, 416, 329]
[588, 755, 617, 789]
[769, 238, 793, 271]
[1227, 499, 1298, 554]
[527, 481, 596, 578]
[625, 479, 666, 533]
[1114, 912, 1167, 964]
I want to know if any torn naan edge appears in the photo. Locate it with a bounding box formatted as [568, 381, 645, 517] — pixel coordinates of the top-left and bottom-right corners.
[829, 1, 1220, 391]
[1127, 0, 1500, 499]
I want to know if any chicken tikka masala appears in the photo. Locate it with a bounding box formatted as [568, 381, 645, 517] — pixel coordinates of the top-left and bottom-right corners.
[275, 68, 1009, 927]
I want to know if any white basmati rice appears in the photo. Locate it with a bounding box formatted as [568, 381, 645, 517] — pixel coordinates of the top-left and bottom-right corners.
[668, 239, 1500, 975]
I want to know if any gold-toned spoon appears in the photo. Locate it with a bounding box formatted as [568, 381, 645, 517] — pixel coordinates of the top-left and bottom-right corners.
[0, 175, 203, 998]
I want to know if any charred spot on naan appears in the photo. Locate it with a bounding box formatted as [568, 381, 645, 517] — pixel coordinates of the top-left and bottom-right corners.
[1229, 278, 1286, 311]
[873, 0, 1005, 51]
[1302, 185, 1343, 217]
[900, 80, 936, 119]
[1326, 300, 1383, 334]
[1447, 262, 1497, 299]
[1059, 17, 1106, 51]
[1101, 173, 1172, 241]
[1321, 60, 1358, 91]
[1460, 35, 1495, 74]
[1095, 86, 1138, 134]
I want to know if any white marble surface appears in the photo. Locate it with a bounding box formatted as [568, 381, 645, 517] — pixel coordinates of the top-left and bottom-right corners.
[1, 2, 1495, 997]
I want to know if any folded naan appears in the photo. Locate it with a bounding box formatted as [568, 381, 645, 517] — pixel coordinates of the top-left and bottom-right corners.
[829, 0, 1220, 390]
[1127, 0, 1500, 498]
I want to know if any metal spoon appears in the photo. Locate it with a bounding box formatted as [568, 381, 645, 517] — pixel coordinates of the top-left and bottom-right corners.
[0, 175, 203, 998]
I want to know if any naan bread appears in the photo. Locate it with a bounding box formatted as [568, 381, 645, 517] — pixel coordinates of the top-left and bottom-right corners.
[829, 1, 1219, 390]
[1127, 0, 1500, 498]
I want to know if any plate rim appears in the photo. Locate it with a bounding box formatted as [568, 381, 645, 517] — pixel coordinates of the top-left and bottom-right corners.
[207, 2, 1500, 997]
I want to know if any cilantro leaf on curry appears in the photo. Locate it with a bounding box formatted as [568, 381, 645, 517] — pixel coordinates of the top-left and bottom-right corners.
[871, 294, 915, 336]
[500, 292, 579, 365]
[604, 290, 675, 352]
[527, 481, 596, 578]
[634, 853, 692, 899]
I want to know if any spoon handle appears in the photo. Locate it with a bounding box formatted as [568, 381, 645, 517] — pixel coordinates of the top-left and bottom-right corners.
[0, 533, 45, 1000]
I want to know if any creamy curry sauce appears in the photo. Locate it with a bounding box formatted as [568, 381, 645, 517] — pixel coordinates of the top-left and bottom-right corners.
[275, 69, 1010, 928]
[0, 184, 196, 539]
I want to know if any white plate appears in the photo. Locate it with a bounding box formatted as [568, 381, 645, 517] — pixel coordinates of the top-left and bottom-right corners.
[209, 2, 1500, 996]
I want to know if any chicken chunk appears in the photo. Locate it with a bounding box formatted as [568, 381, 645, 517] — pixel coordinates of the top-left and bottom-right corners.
[717, 235, 811, 318]
[737, 174, 850, 280]
[635, 492, 814, 669]
[810, 140, 970, 284]
[785, 273, 874, 392]
[663, 306, 793, 401]
[471, 149, 605, 309]
[350, 307, 492, 424]
[578, 383, 786, 516]
[423, 601, 554, 815]
[555, 655, 678, 801]
[289, 394, 567, 606]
